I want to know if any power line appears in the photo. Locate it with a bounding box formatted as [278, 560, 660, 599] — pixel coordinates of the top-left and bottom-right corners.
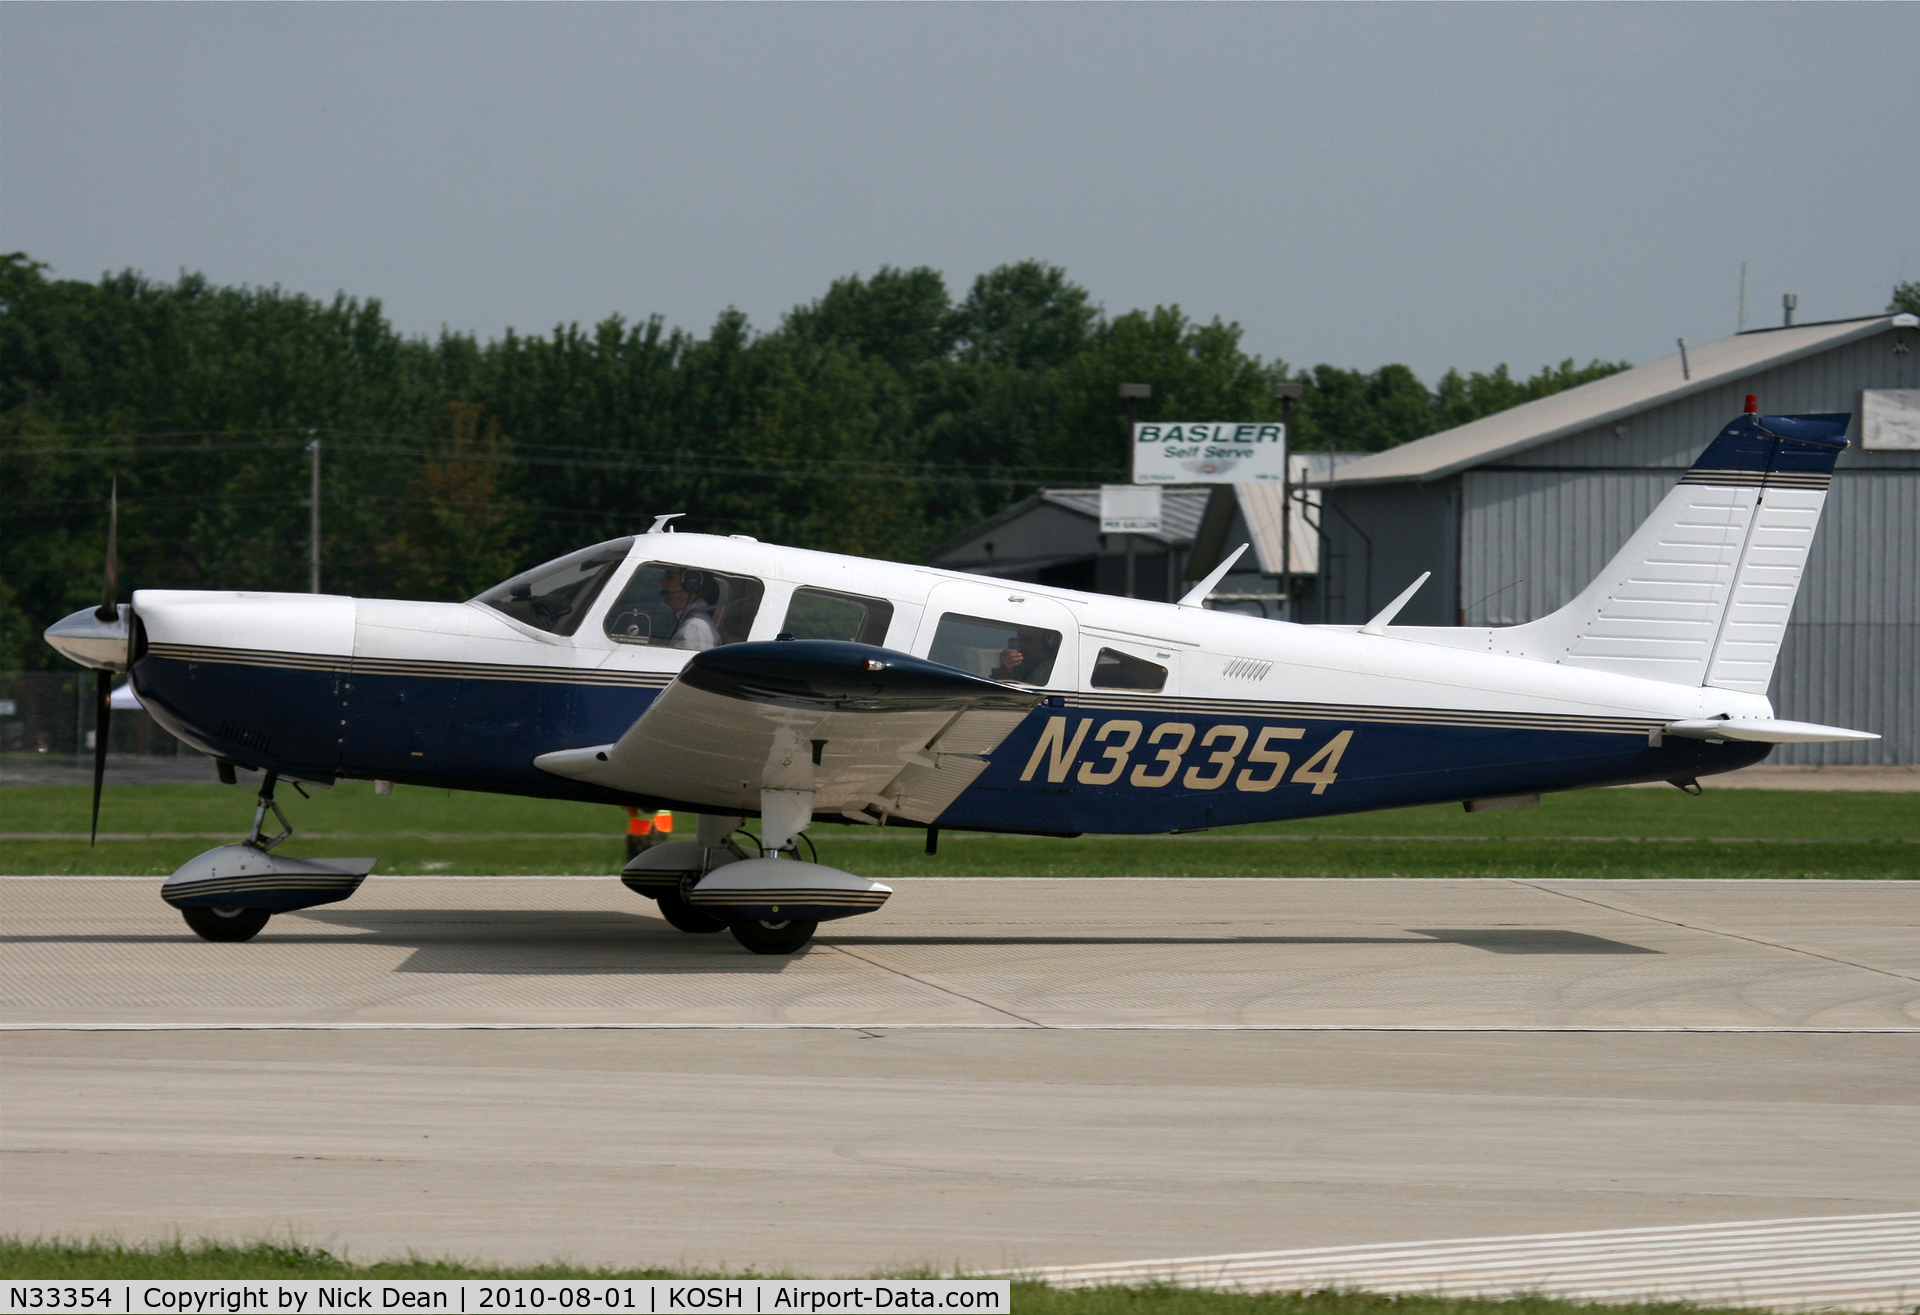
[0, 425, 1116, 482]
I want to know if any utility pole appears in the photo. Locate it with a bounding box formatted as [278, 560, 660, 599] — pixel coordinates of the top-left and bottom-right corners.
[307, 434, 321, 593]
[1117, 383, 1152, 598]
[1273, 382, 1303, 620]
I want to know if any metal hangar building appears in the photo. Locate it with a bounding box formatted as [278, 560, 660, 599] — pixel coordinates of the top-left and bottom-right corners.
[1312, 312, 1919, 764]
[924, 456, 1344, 616]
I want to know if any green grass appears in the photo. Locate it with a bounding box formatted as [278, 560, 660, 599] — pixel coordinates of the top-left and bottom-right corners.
[0, 781, 1913, 880]
[0, 1240, 1809, 1315]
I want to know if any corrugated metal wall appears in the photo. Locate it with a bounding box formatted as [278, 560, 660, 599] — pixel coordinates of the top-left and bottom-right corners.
[1460, 471, 1671, 627]
[1315, 482, 1459, 626]
[1456, 325, 1919, 764]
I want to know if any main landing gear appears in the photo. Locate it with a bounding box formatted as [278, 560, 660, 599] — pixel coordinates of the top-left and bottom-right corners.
[727, 917, 820, 956]
[181, 906, 273, 942]
[620, 795, 892, 955]
[162, 770, 377, 942]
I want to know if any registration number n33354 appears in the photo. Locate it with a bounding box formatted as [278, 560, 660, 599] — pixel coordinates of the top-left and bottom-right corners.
[1017, 716, 1352, 794]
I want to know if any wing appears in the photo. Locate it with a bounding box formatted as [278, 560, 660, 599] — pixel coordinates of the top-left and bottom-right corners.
[534, 640, 1044, 823]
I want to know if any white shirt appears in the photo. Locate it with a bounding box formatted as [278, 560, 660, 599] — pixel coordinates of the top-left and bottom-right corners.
[669, 602, 721, 651]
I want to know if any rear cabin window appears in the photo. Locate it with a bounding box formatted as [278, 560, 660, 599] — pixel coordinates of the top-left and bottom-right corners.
[603, 563, 765, 650]
[781, 587, 894, 646]
[929, 613, 1062, 686]
[475, 538, 635, 637]
[1091, 647, 1168, 692]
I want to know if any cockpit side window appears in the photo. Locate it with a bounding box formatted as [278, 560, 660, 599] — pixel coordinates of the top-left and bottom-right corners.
[782, 587, 894, 646]
[929, 613, 1061, 685]
[474, 538, 636, 637]
[1090, 647, 1168, 692]
[604, 563, 766, 650]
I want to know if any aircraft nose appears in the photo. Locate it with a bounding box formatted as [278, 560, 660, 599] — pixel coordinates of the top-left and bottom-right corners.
[45, 605, 132, 671]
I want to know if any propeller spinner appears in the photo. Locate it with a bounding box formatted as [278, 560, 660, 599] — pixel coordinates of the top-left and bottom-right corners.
[41, 483, 130, 845]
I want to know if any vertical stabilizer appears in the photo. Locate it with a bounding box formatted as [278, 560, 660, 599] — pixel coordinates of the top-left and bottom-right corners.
[1503, 410, 1849, 690]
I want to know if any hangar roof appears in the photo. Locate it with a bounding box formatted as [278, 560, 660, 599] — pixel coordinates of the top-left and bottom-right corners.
[1036, 488, 1209, 543]
[1310, 313, 1916, 488]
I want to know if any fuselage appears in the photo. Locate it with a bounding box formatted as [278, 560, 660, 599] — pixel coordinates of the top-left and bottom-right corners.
[124, 533, 1768, 833]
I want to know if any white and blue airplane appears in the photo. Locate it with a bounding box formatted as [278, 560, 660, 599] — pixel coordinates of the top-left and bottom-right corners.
[46, 401, 1878, 953]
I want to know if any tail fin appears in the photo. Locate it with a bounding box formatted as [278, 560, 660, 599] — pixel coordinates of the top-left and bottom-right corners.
[1504, 409, 1849, 691]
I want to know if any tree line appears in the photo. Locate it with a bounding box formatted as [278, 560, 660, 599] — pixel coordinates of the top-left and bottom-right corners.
[0, 251, 1628, 669]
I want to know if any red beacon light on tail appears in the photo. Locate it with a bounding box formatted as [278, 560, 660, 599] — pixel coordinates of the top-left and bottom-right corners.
[1745, 394, 1760, 414]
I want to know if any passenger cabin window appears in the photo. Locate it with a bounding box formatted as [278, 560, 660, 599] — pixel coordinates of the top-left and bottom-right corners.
[1091, 647, 1168, 692]
[929, 613, 1061, 686]
[782, 587, 894, 646]
[474, 538, 635, 637]
[603, 562, 765, 650]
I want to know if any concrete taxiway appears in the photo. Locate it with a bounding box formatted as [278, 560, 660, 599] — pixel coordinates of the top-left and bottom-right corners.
[2, 876, 1917, 1280]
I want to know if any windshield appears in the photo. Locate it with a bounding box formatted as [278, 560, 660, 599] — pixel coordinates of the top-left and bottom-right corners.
[474, 538, 635, 636]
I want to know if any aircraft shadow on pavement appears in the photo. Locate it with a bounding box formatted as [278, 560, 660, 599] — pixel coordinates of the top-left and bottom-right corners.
[287, 909, 1659, 973]
[0, 912, 1658, 972]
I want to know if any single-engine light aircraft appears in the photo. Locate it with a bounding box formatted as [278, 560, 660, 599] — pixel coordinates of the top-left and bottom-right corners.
[46, 402, 1879, 953]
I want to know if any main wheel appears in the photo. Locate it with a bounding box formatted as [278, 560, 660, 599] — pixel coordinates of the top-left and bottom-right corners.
[656, 891, 727, 933]
[729, 918, 818, 955]
[181, 906, 271, 942]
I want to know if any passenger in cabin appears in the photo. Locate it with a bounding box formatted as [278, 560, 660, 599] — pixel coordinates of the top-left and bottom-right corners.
[992, 627, 1056, 684]
[658, 567, 722, 651]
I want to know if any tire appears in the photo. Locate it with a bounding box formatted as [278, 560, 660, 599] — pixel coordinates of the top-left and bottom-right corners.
[656, 891, 727, 934]
[729, 918, 818, 955]
[181, 906, 271, 942]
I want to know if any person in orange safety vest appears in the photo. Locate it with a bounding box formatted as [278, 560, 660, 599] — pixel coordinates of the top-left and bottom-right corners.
[624, 808, 674, 860]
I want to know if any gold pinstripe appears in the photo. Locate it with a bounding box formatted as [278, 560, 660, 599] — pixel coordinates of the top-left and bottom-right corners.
[164, 875, 364, 900]
[148, 647, 1663, 737]
[1679, 468, 1831, 490]
[691, 891, 889, 907]
[145, 648, 1666, 737]
[148, 643, 675, 689]
[1062, 693, 1662, 736]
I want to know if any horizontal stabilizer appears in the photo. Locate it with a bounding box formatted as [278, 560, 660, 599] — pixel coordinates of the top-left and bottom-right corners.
[1661, 718, 1879, 744]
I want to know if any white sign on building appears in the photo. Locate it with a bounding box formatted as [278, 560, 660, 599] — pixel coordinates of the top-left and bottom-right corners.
[1862, 389, 1920, 450]
[1099, 484, 1163, 534]
[1132, 421, 1288, 484]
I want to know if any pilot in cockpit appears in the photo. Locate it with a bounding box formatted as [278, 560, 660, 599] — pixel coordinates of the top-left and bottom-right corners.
[658, 566, 722, 651]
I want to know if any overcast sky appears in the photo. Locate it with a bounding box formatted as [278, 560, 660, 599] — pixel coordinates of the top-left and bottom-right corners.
[4, 3, 1915, 382]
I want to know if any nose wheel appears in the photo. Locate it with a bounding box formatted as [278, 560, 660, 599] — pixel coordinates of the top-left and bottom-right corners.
[181, 906, 271, 942]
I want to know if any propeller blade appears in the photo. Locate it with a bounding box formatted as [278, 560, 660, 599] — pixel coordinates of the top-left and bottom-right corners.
[90, 668, 111, 846]
[96, 479, 119, 623]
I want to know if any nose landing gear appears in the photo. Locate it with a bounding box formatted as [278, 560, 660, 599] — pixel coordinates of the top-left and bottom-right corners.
[163, 771, 377, 942]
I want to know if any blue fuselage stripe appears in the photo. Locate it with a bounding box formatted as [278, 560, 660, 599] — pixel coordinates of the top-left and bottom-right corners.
[132, 654, 1765, 829]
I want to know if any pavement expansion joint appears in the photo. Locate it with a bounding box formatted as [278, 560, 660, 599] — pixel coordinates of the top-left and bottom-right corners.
[7, 1022, 1920, 1032]
[1517, 878, 1920, 985]
[4, 876, 1916, 1028]
[821, 943, 1047, 1027]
